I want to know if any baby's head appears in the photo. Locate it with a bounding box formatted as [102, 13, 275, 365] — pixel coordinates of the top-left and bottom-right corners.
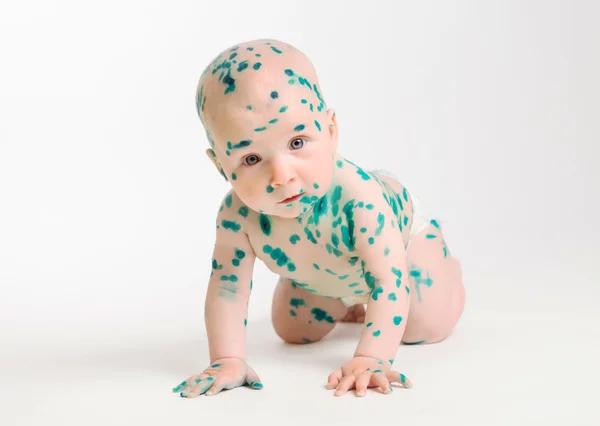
[196, 39, 338, 218]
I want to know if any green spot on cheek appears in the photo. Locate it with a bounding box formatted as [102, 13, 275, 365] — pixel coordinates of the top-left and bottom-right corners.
[266, 185, 274, 193]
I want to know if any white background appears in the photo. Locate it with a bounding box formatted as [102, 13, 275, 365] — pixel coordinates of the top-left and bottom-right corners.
[1, 0, 598, 424]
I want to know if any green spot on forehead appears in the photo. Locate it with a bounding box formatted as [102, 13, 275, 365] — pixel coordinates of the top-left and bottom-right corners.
[280, 106, 288, 113]
[269, 118, 278, 124]
[294, 124, 305, 132]
[270, 91, 278, 99]
[314, 120, 321, 131]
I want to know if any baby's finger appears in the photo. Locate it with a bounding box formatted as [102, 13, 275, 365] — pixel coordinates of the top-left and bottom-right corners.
[327, 368, 342, 389]
[354, 373, 371, 397]
[245, 367, 264, 390]
[372, 372, 392, 394]
[172, 380, 189, 393]
[334, 375, 356, 396]
[385, 371, 413, 389]
[182, 377, 213, 398]
[205, 377, 227, 396]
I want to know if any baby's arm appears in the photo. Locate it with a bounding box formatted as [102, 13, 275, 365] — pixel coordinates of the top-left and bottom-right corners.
[205, 193, 256, 362]
[173, 192, 262, 398]
[328, 197, 412, 396]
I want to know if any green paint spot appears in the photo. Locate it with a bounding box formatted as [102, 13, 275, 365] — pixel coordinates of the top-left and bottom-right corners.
[338, 274, 349, 280]
[222, 220, 240, 232]
[426, 234, 437, 239]
[372, 287, 383, 300]
[368, 237, 375, 245]
[247, 105, 252, 110]
[373, 330, 381, 337]
[270, 91, 278, 99]
[270, 46, 282, 54]
[375, 212, 385, 236]
[287, 263, 296, 272]
[325, 268, 336, 275]
[211, 363, 222, 368]
[302, 338, 312, 343]
[373, 370, 382, 373]
[290, 234, 300, 244]
[400, 374, 407, 383]
[304, 227, 317, 244]
[388, 292, 397, 301]
[285, 69, 294, 76]
[357, 169, 371, 180]
[311, 308, 334, 323]
[290, 309, 297, 317]
[313, 263, 320, 270]
[280, 105, 288, 113]
[384, 247, 390, 256]
[237, 61, 248, 72]
[314, 120, 321, 131]
[231, 172, 237, 180]
[232, 259, 240, 266]
[336, 160, 343, 168]
[235, 249, 246, 259]
[266, 185, 274, 193]
[393, 316, 403, 326]
[255, 126, 267, 132]
[238, 206, 249, 217]
[244, 319, 247, 326]
[253, 62, 262, 70]
[360, 227, 367, 233]
[403, 340, 425, 345]
[301, 99, 307, 104]
[313, 183, 319, 189]
[225, 194, 232, 208]
[294, 124, 305, 132]
[290, 298, 305, 308]
[348, 282, 359, 287]
[259, 214, 272, 236]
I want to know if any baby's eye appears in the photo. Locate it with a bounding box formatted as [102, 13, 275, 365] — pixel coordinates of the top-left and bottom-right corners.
[243, 154, 261, 166]
[290, 138, 306, 150]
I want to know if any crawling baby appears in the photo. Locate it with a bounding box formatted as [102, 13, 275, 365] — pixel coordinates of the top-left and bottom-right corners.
[173, 38, 466, 398]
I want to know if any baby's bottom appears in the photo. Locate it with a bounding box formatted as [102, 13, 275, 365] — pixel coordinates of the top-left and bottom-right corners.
[271, 223, 466, 346]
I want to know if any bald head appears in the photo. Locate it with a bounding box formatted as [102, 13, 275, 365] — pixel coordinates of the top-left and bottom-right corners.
[195, 39, 328, 149]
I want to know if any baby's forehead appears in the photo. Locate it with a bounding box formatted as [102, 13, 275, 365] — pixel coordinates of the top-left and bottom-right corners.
[198, 39, 326, 135]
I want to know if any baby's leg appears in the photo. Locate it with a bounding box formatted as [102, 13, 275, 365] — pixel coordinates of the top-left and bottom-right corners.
[402, 222, 466, 344]
[271, 277, 349, 344]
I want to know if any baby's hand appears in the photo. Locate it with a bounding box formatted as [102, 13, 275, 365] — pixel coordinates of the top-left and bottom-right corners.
[326, 356, 413, 397]
[172, 357, 263, 398]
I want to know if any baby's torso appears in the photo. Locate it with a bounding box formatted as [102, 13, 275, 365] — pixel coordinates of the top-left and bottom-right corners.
[237, 159, 415, 299]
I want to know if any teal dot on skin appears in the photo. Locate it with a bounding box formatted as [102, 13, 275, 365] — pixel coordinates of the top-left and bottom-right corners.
[232, 259, 240, 266]
[388, 292, 397, 301]
[314, 120, 321, 131]
[373, 330, 381, 337]
[290, 234, 300, 244]
[266, 185, 274, 193]
[294, 124, 305, 132]
[366, 322, 372, 327]
[360, 227, 367, 233]
[270, 91, 278, 99]
[313, 263, 320, 270]
[313, 183, 319, 189]
[238, 206, 248, 217]
[269, 118, 278, 124]
[211, 363, 222, 368]
[368, 237, 375, 244]
[284, 69, 294, 76]
[270, 46, 282, 54]
[301, 99, 307, 104]
[246, 105, 252, 110]
[244, 318, 247, 326]
[393, 316, 403, 326]
[253, 62, 262, 70]
[231, 172, 237, 180]
[366, 204, 374, 210]
[280, 105, 288, 113]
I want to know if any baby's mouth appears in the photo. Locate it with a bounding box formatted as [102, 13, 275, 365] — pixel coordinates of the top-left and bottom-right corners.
[279, 193, 302, 204]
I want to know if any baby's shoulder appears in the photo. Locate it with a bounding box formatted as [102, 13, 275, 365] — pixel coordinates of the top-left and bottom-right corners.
[214, 189, 252, 233]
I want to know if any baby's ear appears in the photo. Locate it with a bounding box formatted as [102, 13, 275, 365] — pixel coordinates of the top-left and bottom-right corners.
[205, 148, 229, 181]
[327, 108, 339, 151]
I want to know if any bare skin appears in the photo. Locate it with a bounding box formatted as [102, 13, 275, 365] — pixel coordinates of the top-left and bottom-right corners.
[173, 38, 465, 399]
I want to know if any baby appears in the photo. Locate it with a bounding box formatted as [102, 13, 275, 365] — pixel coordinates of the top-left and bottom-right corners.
[173, 39, 465, 398]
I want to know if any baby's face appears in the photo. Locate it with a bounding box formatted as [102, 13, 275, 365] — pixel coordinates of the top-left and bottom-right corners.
[199, 40, 338, 218]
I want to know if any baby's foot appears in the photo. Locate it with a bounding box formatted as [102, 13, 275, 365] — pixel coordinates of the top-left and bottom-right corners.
[339, 304, 366, 323]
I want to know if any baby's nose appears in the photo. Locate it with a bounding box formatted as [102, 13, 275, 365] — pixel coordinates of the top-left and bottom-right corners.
[270, 158, 296, 187]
